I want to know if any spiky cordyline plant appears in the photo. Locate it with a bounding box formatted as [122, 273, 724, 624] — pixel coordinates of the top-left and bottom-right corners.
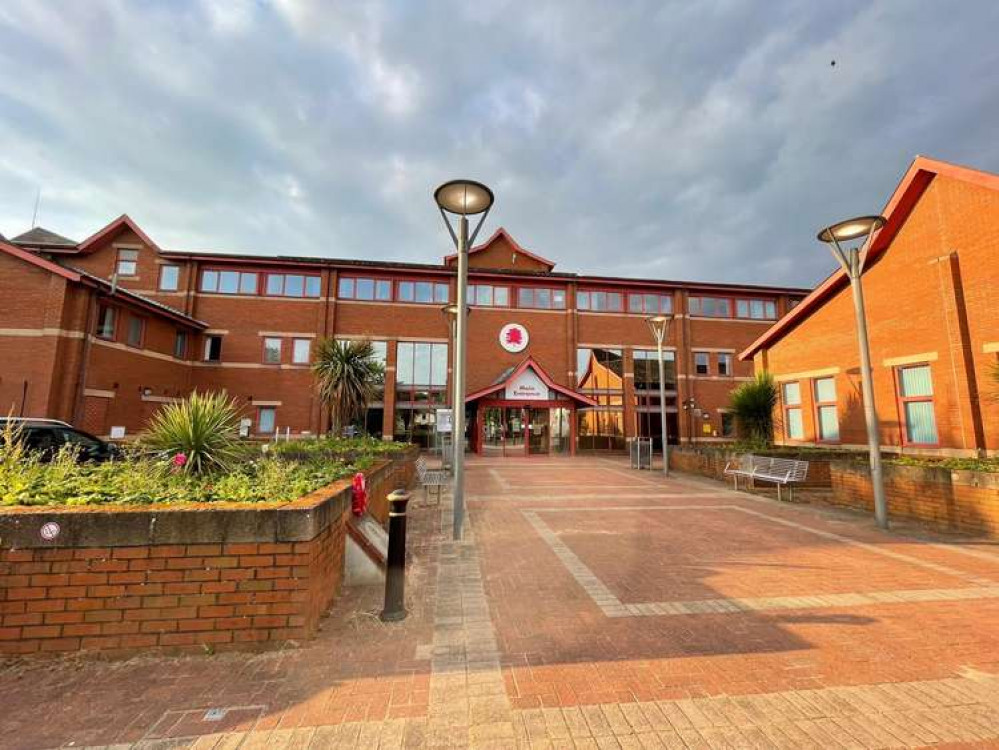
[143, 391, 243, 475]
[312, 338, 385, 436]
[728, 371, 779, 446]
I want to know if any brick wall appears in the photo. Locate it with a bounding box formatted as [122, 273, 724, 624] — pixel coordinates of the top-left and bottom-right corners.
[0, 452, 415, 656]
[828, 461, 999, 537]
[670, 445, 833, 487]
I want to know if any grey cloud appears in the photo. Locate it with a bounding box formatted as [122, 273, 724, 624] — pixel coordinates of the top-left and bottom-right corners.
[1, 0, 997, 287]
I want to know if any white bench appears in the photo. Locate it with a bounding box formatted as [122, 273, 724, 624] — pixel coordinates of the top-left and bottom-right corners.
[416, 456, 449, 506]
[724, 454, 809, 502]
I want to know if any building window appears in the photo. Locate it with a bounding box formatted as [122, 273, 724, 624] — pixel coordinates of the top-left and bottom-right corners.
[96, 305, 116, 340]
[265, 273, 321, 298]
[201, 270, 258, 295]
[577, 347, 624, 451]
[292, 338, 311, 365]
[203, 335, 223, 362]
[338, 276, 391, 301]
[159, 265, 180, 291]
[718, 353, 733, 376]
[897, 364, 938, 445]
[694, 352, 710, 375]
[468, 284, 509, 307]
[735, 299, 777, 320]
[116, 249, 138, 277]
[721, 412, 735, 437]
[688, 296, 731, 318]
[632, 349, 677, 391]
[173, 331, 187, 359]
[125, 316, 144, 348]
[518, 287, 566, 310]
[577, 290, 623, 312]
[395, 342, 448, 447]
[782, 381, 804, 440]
[257, 407, 276, 434]
[397, 280, 449, 304]
[263, 337, 283, 364]
[627, 293, 673, 315]
[814, 377, 839, 442]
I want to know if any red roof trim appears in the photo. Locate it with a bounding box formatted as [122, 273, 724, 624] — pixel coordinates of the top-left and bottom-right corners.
[444, 227, 556, 269]
[0, 240, 82, 282]
[739, 156, 999, 361]
[76, 214, 162, 255]
[465, 356, 597, 405]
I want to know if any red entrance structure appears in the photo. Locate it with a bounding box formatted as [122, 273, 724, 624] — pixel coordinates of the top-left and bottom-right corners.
[465, 357, 597, 457]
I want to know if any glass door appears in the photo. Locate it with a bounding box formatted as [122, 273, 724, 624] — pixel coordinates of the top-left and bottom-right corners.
[528, 408, 550, 455]
[482, 407, 504, 457]
[550, 408, 571, 455]
[504, 408, 526, 456]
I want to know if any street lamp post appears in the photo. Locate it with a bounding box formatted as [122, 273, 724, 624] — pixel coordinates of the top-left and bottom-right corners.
[817, 215, 888, 529]
[645, 315, 674, 478]
[434, 180, 493, 541]
[441, 304, 471, 471]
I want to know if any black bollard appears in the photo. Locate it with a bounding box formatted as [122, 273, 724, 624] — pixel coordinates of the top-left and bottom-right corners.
[380, 489, 411, 622]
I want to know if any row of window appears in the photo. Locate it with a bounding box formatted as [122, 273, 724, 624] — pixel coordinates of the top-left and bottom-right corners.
[689, 296, 779, 320]
[781, 364, 938, 446]
[96, 304, 189, 359]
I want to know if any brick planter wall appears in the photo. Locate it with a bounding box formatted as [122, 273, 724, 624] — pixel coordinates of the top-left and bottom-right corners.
[829, 461, 999, 537]
[0, 451, 416, 657]
[365, 446, 419, 525]
[670, 446, 833, 488]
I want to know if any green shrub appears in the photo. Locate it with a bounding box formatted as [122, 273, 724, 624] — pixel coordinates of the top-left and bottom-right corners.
[728, 372, 778, 447]
[312, 338, 385, 435]
[143, 391, 244, 475]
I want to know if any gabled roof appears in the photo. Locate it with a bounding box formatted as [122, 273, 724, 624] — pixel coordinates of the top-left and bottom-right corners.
[76, 214, 162, 255]
[740, 155, 999, 361]
[465, 356, 597, 405]
[0, 239, 205, 330]
[444, 227, 557, 270]
[10, 226, 78, 248]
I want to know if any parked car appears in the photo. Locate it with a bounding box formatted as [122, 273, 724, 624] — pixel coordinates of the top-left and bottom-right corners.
[0, 418, 121, 463]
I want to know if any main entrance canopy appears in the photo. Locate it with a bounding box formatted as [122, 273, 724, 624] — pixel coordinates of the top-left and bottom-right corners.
[466, 357, 596, 456]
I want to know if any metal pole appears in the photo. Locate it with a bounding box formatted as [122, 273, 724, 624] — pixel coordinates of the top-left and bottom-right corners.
[452, 216, 469, 540]
[843, 247, 889, 529]
[380, 489, 411, 622]
[655, 336, 670, 478]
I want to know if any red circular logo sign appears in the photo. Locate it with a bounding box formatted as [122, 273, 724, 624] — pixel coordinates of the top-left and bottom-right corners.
[499, 323, 529, 353]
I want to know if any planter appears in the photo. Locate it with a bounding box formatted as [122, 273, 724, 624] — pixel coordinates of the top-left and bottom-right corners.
[0, 450, 417, 657]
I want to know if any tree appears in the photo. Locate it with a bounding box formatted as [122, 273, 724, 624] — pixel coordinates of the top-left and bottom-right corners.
[728, 371, 778, 446]
[312, 338, 385, 436]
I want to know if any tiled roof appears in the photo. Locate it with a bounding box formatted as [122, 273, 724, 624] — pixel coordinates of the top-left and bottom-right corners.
[10, 226, 78, 247]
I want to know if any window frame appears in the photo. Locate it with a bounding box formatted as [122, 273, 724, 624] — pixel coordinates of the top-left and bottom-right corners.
[158, 264, 181, 292]
[694, 351, 710, 376]
[717, 353, 733, 377]
[894, 363, 939, 447]
[396, 279, 449, 305]
[96, 304, 117, 341]
[813, 376, 839, 443]
[292, 338, 311, 365]
[336, 275, 392, 301]
[262, 337, 283, 365]
[735, 298, 778, 320]
[468, 283, 510, 307]
[627, 292, 673, 315]
[688, 296, 732, 318]
[517, 286, 567, 310]
[115, 248, 139, 278]
[124, 315, 145, 349]
[257, 406, 276, 435]
[577, 289, 624, 313]
[173, 330, 188, 360]
[781, 381, 804, 441]
[265, 272, 322, 298]
[203, 334, 223, 362]
[200, 268, 259, 296]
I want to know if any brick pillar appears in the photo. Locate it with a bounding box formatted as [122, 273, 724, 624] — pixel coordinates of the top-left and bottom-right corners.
[623, 349, 637, 439]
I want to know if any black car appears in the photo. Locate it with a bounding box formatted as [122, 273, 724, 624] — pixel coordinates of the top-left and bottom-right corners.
[0, 419, 121, 463]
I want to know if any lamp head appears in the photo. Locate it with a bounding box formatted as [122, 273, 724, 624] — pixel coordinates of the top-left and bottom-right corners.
[434, 180, 494, 216]
[817, 215, 886, 244]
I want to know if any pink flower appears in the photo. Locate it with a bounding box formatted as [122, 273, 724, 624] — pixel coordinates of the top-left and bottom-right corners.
[172, 453, 188, 468]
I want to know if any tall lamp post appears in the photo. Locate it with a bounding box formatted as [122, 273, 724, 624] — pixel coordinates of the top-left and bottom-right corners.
[434, 180, 493, 541]
[645, 315, 674, 478]
[441, 304, 471, 470]
[817, 215, 888, 529]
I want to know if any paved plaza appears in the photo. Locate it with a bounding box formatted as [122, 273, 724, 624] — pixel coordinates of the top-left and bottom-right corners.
[2, 457, 999, 749]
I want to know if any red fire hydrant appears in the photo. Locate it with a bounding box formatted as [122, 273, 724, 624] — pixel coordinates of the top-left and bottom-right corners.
[351, 472, 368, 516]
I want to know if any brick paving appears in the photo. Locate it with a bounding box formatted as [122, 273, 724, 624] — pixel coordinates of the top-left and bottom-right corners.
[2, 456, 999, 748]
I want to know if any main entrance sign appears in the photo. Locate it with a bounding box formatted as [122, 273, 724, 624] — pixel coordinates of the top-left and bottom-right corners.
[505, 368, 548, 400]
[499, 323, 529, 353]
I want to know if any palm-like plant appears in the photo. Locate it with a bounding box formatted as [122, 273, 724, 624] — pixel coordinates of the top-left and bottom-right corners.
[729, 371, 779, 446]
[312, 338, 385, 436]
[144, 391, 243, 474]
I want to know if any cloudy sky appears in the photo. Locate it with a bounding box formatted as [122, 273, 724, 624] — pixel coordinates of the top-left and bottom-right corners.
[1, 1, 997, 288]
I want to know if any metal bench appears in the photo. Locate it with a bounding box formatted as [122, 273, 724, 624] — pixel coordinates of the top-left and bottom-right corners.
[416, 456, 449, 506]
[723, 454, 809, 502]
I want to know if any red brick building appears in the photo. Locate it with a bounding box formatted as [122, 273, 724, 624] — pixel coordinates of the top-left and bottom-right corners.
[742, 156, 999, 458]
[2, 217, 806, 454]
